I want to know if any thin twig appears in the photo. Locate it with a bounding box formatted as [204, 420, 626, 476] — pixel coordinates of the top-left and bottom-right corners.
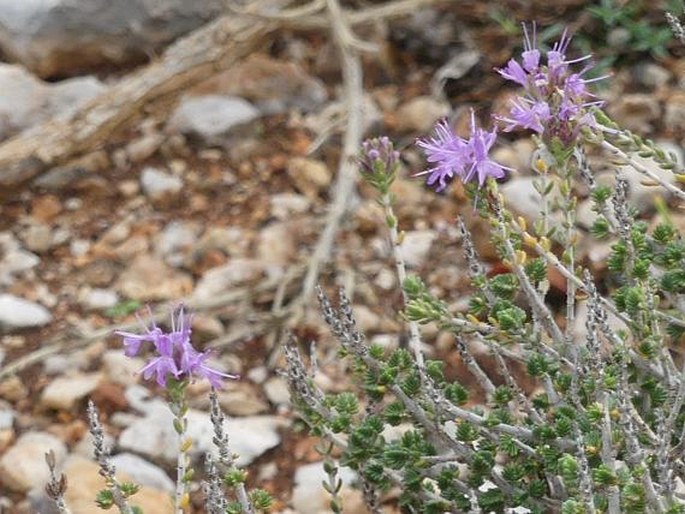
[300, 0, 365, 300]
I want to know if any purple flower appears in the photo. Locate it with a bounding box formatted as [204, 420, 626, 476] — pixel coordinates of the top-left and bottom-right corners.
[116, 306, 237, 388]
[416, 112, 512, 191]
[495, 23, 607, 145]
[359, 136, 400, 175]
[500, 98, 551, 134]
[416, 119, 470, 191]
[462, 111, 510, 186]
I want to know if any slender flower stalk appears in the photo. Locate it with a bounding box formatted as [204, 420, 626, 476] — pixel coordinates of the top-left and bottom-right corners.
[116, 306, 238, 513]
[87, 400, 136, 514]
[359, 137, 425, 366]
[44, 450, 72, 514]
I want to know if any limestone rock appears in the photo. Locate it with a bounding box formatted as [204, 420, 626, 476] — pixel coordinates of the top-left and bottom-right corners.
[40, 373, 102, 411]
[0, 431, 67, 493]
[118, 399, 284, 466]
[167, 95, 260, 142]
[0, 294, 52, 331]
[0, 0, 224, 77]
[116, 254, 193, 301]
[62, 455, 172, 514]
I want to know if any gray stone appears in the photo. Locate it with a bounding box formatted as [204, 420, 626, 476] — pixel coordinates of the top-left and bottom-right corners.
[0, 0, 224, 78]
[263, 377, 290, 406]
[217, 386, 270, 416]
[45, 75, 106, 118]
[116, 254, 193, 301]
[59, 455, 172, 514]
[154, 221, 201, 267]
[20, 222, 54, 253]
[119, 399, 285, 466]
[196, 54, 328, 114]
[102, 350, 142, 386]
[167, 95, 260, 141]
[0, 232, 40, 286]
[0, 63, 105, 140]
[632, 62, 672, 89]
[196, 226, 250, 258]
[256, 222, 298, 264]
[140, 167, 183, 201]
[0, 431, 67, 493]
[40, 372, 102, 411]
[607, 93, 661, 133]
[499, 176, 565, 227]
[111, 453, 174, 492]
[270, 193, 311, 220]
[399, 230, 437, 268]
[78, 287, 119, 311]
[291, 461, 360, 514]
[0, 63, 46, 140]
[395, 96, 450, 133]
[192, 259, 276, 302]
[0, 407, 14, 430]
[0, 294, 52, 331]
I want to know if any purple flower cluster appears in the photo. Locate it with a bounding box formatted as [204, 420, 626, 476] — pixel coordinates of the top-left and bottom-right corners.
[359, 136, 400, 175]
[416, 111, 512, 191]
[496, 24, 606, 144]
[116, 306, 236, 389]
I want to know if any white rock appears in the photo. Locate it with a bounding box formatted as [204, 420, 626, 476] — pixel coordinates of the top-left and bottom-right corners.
[217, 386, 270, 416]
[102, 350, 142, 386]
[59, 455, 172, 514]
[167, 95, 260, 140]
[197, 226, 250, 258]
[256, 222, 298, 263]
[395, 96, 450, 133]
[0, 431, 67, 493]
[607, 93, 661, 133]
[499, 176, 565, 226]
[0, 0, 224, 77]
[291, 461, 359, 514]
[40, 372, 102, 410]
[399, 230, 437, 268]
[263, 377, 291, 406]
[46, 75, 106, 118]
[0, 407, 14, 430]
[154, 221, 201, 267]
[0, 294, 52, 330]
[140, 167, 183, 201]
[78, 287, 119, 311]
[119, 399, 285, 466]
[247, 366, 268, 383]
[192, 259, 276, 302]
[116, 254, 193, 301]
[111, 453, 174, 492]
[0, 63, 47, 140]
[270, 193, 311, 220]
[0, 231, 40, 286]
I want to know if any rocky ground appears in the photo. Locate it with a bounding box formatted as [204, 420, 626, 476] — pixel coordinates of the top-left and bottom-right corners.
[0, 1, 684, 513]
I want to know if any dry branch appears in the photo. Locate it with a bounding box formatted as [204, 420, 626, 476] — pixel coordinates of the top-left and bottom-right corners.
[0, 15, 277, 186]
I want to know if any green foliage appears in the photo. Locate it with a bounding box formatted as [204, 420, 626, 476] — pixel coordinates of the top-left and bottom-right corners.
[104, 299, 142, 318]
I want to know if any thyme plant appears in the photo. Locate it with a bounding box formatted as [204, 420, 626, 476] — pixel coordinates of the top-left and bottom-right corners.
[45, 306, 272, 514]
[284, 25, 685, 513]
